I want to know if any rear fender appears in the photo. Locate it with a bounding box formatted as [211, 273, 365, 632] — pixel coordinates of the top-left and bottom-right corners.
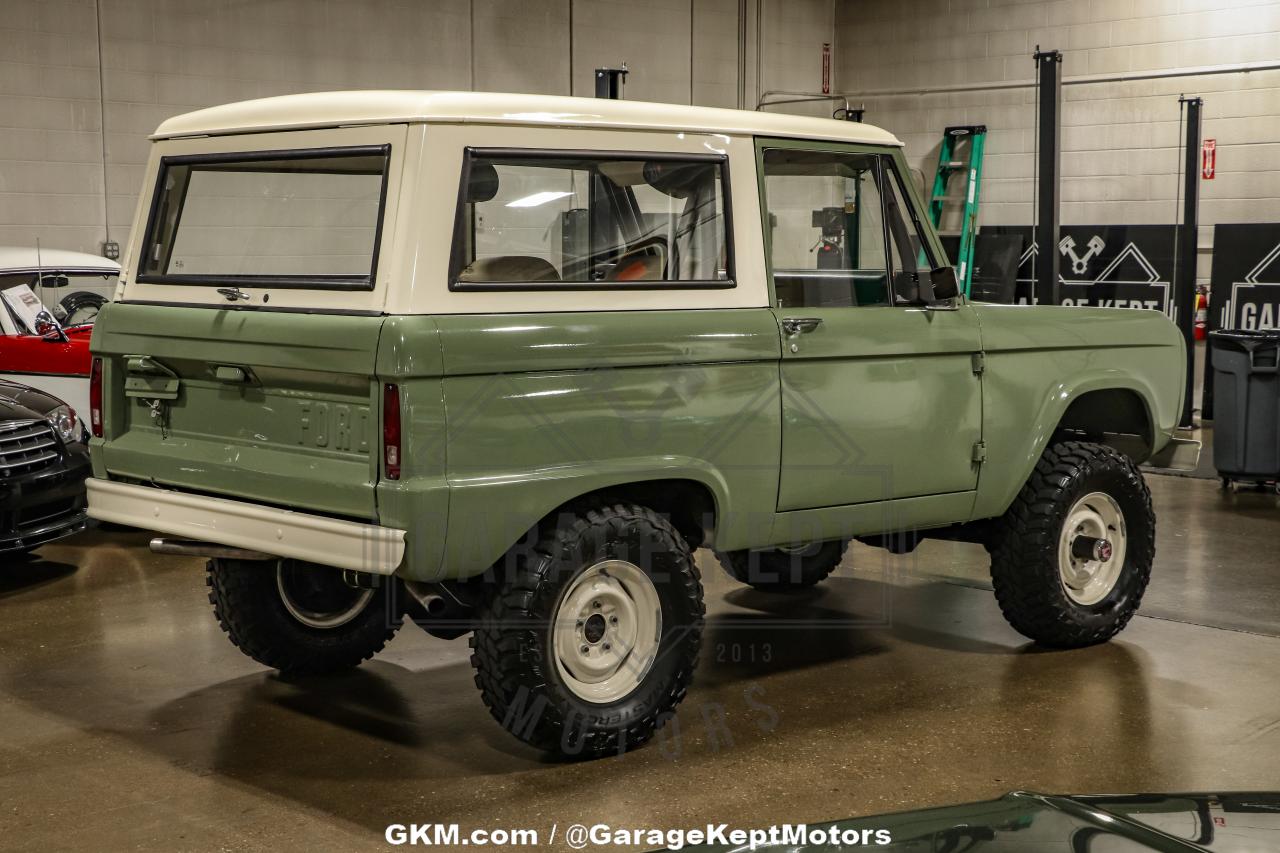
[431, 458, 732, 582]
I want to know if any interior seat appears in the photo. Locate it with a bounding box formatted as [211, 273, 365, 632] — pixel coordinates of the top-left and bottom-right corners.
[458, 255, 561, 282]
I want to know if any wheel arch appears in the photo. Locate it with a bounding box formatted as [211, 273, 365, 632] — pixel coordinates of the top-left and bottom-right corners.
[433, 461, 729, 581]
[1053, 385, 1156, 461]
[974, 376, 1163, 522]
[562, 477, 720, 548]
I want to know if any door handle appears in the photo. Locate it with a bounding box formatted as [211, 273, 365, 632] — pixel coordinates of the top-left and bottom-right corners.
[782, 317, 823, 335]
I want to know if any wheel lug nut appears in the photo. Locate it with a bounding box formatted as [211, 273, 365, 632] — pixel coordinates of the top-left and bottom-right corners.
[592, 601, 601, 610]
[610, 616, 618, 625]
[580, 645, 590, 654]
[603, 643, 611, 651]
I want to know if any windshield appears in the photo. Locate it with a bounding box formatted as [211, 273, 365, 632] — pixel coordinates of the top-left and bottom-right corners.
[137, 145, 389, 289]
[0, 271, 117, 328]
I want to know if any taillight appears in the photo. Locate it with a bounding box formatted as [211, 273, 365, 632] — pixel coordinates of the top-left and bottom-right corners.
[383, 383, 401, 480]
[89, 357, 103, 438]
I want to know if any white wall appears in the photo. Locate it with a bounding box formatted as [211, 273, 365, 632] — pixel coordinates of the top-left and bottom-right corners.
[834, 0, 1280, 283]
[0, 0, 105, 255]
[0, 0, 838, 257]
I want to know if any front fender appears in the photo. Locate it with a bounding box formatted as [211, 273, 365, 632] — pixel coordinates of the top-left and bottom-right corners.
[970, 305, 1184, 521]
[983, 373, 1161, 517]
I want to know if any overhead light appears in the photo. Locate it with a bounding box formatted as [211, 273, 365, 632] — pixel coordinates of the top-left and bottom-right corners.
[506, 190, 572, 208]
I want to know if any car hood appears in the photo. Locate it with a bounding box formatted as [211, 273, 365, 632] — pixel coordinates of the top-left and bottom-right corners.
[654, 792, 1280, 852]
[0, 378, 60, 418]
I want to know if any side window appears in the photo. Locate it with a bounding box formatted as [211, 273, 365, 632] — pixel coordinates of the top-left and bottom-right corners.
[762, 148, 892, 308]
[450, 151, 732, 289]
[882, 162, 937, 302]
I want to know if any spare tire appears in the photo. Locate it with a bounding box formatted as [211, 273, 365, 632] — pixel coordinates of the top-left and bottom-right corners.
[58, 291, 106, 325]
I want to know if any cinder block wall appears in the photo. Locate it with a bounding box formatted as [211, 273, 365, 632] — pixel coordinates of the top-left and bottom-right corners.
[834, 0, 1280, 283]
[0, 0, 835, 257]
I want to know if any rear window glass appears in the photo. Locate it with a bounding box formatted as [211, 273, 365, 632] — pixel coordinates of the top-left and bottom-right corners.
[450, 150, 733, 290]
[138, 145, 389, 290]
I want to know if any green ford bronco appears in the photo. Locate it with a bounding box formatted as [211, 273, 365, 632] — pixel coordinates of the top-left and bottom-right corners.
[86, 91, 1198, 756]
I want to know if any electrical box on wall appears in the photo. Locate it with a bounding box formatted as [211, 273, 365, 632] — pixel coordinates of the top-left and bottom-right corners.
[103, 241, 120, 260]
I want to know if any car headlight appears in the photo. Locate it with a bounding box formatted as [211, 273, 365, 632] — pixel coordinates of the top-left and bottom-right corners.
[45, 404, 79, 445]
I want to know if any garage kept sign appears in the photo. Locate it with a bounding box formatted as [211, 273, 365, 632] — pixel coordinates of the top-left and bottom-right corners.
[1210, 223, 1280, 332]
[978, 225, 1178, 320]
[1202, 223, 1280, 420]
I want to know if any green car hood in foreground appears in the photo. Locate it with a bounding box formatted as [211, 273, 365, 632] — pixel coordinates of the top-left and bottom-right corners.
[654, 792, 1280, 852]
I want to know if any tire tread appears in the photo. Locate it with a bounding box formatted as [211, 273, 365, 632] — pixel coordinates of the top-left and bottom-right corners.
[989, 440, 1155, 647]
[469, 502, 703, 756]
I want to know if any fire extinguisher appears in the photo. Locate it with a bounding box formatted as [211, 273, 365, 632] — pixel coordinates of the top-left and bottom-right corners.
[1194, 289, 1208, 341]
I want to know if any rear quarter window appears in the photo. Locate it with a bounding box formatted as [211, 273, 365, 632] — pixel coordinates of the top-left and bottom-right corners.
[449, 149, 734, 291]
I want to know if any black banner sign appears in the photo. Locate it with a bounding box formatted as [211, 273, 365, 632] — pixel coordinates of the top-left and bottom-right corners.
[1203, 223, 1280, 420]
[977, 225, 1179, 320]
[1208, 223, 1280, 332]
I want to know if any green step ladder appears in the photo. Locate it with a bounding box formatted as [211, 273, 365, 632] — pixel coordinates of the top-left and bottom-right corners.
[928, 125, 987, 297]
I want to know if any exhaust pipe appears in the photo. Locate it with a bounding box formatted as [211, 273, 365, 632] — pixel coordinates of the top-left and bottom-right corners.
[149, 538, 275, 561]
[403, 581, 447, 616]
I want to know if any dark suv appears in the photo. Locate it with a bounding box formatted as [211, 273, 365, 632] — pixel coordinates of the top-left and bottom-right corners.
[0, 379, 90, 554]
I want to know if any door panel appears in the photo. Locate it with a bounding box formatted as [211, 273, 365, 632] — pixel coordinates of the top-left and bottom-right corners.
[759, 140, 983, 513]
[775, 305, 982, 510]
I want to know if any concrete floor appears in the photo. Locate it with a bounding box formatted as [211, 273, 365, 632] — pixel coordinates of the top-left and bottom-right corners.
[2, 473, 1279, 851]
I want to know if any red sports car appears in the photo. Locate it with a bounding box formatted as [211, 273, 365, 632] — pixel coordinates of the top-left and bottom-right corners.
[0, 248, 118, 424]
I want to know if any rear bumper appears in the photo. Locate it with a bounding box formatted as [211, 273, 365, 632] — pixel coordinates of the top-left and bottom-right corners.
[86, 478, 406, 575]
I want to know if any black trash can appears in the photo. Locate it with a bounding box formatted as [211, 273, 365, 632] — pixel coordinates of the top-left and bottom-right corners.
[1210, 328, 1280, 482]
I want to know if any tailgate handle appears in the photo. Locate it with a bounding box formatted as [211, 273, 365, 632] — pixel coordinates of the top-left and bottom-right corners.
[123, 355, 180, 400]
[212, 364, 254, 384]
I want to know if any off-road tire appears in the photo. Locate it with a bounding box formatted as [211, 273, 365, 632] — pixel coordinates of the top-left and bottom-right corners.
[716, 539, 849, 591]
[206, 558, 402, 676]
[469, 502, 704, 757]
[990, 441, 1155, 647]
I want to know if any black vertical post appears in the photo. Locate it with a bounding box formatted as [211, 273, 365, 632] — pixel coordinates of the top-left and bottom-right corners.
[594, 66, 628, 99]
[1176, 96, 1202, 429]
[1034, 49, 1062, 306]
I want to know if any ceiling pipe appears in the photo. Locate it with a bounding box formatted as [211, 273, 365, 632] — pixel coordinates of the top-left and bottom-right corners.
[835, 58, 1280, 100]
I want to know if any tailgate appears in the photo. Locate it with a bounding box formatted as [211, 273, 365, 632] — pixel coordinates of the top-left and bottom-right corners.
[92, 302, 384, 519]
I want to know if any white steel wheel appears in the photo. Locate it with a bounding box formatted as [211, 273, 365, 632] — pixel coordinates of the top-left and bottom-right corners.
[552, 559, 662, 704]
[276, 561, 375, 630]
[1057, 491, 1127, 606]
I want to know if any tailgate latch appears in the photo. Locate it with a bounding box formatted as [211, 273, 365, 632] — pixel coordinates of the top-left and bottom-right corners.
[147, 398, 170, 439]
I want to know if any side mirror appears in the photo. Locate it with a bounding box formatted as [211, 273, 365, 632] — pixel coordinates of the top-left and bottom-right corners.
[894, 266, 961, 304]
[33, 310, 68, 343]
[930, 265, 960, 301]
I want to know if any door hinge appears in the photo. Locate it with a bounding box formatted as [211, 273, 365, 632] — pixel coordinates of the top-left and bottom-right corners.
[972, 441, 987, 463]
[971, 352, 986, 375]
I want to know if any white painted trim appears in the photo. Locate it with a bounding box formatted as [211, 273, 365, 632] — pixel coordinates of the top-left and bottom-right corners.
[86, 479, 406, 575]
[151, 90, 903, 148]
[393, 124, 772, 315]
[119, 125, 408, 315]
[130, 122, 780, 316]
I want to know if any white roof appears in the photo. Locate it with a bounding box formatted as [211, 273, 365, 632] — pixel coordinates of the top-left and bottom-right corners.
[152, 90, 902, 147]
[0, 247, 120, 273]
